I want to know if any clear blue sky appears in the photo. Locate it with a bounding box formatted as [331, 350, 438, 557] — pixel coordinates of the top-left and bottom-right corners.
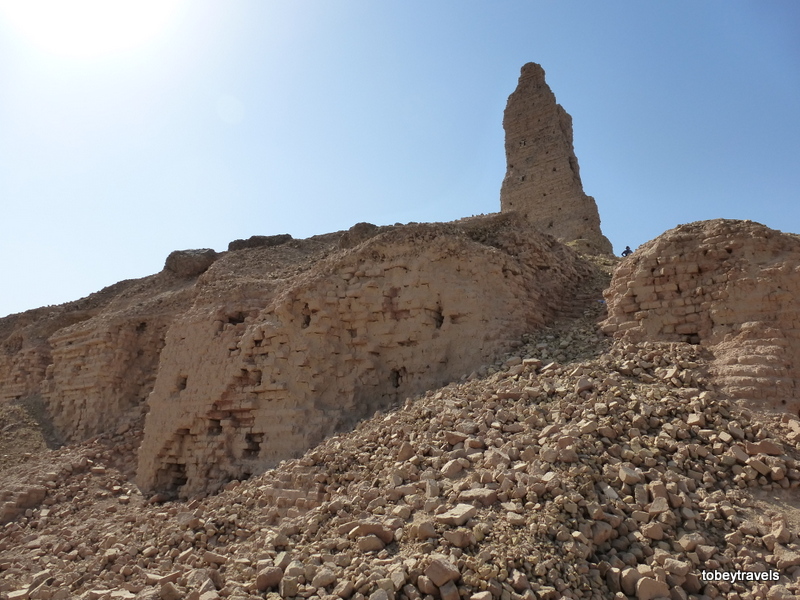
[1, 1, 798, 318]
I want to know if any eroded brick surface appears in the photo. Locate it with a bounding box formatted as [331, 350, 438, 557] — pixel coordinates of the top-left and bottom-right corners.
[136, 215, 595, 496]
[602, 219, 800, 413]
[500, 62, 613, 255]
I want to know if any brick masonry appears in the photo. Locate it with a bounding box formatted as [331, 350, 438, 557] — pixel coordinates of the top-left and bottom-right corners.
[602, 219, 800, 414]
[500, 62, 613, 255]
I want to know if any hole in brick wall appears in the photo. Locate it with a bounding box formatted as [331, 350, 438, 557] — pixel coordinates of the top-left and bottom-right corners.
[390, 367, 407, 389]
[156, 462, 187, 493]
[300, 303, 311, 329]
[676, 284, 682, 293]
[684, 334, 701, 345]
[177, 376, 188, 391]
[208, 419, 222, 436]
[432, 304, 444, 329]
[136, 322, 147, 333]
[227, 312, 246, 325]
[239, 369, 262, 387]
[547, 221, 554, 229]
[348, 328, 357, 338]
[173, 465, 187, 489]
[519, 176, 525, 182]
[243, 433, 262, 458]
[726, 248, 733, 254]
[254, 338, 263, 347]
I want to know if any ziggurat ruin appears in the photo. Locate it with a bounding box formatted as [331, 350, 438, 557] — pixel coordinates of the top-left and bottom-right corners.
[1, 63, 799, 600]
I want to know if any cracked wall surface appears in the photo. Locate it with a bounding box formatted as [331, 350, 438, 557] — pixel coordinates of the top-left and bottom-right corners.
[499, 62, 613, 255]
[136, 214, 596, 497]
[602, 219, 800, 414]
[0, 276, 197, 441]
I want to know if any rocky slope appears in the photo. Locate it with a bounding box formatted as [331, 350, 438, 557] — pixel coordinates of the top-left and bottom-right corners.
[1, 275, 799, 600]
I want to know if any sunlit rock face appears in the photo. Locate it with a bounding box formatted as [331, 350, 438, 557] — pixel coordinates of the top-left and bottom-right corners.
[602, 218, 800, 414]
[500, 62, 613, 255]
[136, 214, 596, 497]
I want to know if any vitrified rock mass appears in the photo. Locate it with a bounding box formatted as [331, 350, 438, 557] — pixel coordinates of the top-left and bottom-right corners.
[500, 62, 613, 255]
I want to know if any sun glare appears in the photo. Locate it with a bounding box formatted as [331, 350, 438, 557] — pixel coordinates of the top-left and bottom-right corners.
[0, 0, 184, 59]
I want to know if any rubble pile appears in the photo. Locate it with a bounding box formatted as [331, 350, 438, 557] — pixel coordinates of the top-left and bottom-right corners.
[1, 303, 798, 600]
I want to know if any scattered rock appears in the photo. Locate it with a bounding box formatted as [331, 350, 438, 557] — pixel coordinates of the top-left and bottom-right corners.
[164, 248, 218, 277]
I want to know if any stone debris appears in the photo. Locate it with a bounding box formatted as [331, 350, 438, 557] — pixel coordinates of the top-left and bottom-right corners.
[1, 296, 799, 600]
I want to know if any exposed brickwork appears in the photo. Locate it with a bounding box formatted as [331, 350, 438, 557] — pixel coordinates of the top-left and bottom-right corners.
[0, 277, 196, 440]
[136, 214, 596, 497]
[0, 215, 597, 498]
[602, 219, 800, 413]
[500, 63, 613, 255]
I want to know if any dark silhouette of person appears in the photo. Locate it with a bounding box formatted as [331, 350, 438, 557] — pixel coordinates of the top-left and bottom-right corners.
[621, 246, 633, 257]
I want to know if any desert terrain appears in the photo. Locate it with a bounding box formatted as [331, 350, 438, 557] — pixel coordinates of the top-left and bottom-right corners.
[1, 63, 798, 600]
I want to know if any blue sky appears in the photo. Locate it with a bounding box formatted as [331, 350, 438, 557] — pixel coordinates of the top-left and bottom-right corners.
[1, 2, 798, 318]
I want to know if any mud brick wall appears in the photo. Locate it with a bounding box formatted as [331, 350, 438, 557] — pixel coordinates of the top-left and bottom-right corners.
[602, 219, 800, 413]
[499, 62, 613, 255]
[42, 315, 173, 439]
[136, 215, 595, 497]
[0, 278, 196, 441]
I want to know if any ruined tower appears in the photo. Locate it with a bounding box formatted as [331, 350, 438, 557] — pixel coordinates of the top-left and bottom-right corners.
[500, 63, 613, 255]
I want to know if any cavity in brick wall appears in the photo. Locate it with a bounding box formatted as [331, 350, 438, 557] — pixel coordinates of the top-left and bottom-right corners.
[138, 222, 592, 497]
[602, 220, 800, 414]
